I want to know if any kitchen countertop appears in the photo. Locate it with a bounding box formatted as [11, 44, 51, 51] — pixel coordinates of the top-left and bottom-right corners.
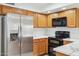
[33, 36, 79, 41]
[33, 36, 48, 39]
[33, 36, 79, 55]
[63, 38, 79, 42]
[53, 41, 79, 56]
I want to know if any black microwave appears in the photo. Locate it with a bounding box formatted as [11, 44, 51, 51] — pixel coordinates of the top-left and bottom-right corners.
[52, 17, 67, 27]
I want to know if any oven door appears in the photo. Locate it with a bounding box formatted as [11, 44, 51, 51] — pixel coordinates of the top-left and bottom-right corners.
[48, 37, 63, 56]
[48, 38, 63, 46]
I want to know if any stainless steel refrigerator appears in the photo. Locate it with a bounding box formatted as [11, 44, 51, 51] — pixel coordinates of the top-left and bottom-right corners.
[0, 13, 33, 56]
[0, 15, 3, 56]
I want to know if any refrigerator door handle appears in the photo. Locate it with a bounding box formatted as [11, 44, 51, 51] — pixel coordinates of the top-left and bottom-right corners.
[18, 26, 20, 42]
[20, 26, 22, 46]
[18, 26, 21, 47]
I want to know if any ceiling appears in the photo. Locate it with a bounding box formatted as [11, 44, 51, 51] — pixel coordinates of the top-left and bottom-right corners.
[2, 3, 79, 14]
[15, 3, 53, 11]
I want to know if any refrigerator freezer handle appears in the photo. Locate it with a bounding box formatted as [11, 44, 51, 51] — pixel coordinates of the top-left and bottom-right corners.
[17, 26, 20, 42]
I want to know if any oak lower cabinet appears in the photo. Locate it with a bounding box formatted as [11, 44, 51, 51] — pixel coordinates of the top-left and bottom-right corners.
[45, 38, 48, 54]
[0, 5, 2, 14]
[33, 38, 48, 56]
[63, 40, 72, 45]
[39, 39, 46, 55]
[56, 52, 68, 56]
[33, 39, 39, 56]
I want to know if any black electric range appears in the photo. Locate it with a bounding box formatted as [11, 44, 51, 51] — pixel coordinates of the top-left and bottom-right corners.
[48, 31, 70, 56]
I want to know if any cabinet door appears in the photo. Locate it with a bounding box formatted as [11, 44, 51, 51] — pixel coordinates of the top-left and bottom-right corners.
[33, 39, 39, 56]
[0, 5, 2, 14]
[65, 10, 76, 27]
[14, 8, 28, 15]
[37, 14, 47, 28]
[39, 39, 46, 55]
[27, 11, 34, 16]
[64, 40, 72, 45]
[2, 6, 16, 14]
[47, 15, 52, 27]
[58, 11, 66, 17]
[33, 43, 39, 55]
[33, 13, 38, 28]
[45, 38, 48, 54]
[56, 52, 68, 56]
[2, 5, 30, 15]
[48, 13, 58, 27]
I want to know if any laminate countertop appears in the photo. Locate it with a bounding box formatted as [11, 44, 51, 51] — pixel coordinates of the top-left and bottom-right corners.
[63, 38, 79, 42]
[33, 36, 48, 39]
[53, 41, 79, 56]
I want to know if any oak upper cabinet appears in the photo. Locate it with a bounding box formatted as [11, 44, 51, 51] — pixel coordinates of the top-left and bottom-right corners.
[47, 13, 58, 27]
[58, 9, 76, 28]
[2, 5, 16, 14]
[14, 8, 28, 15]
[65, 9, 76, 27]
[33, 13, 38, 28]
[2, 5, 26, 14]
[27, 10, 34, 16]
[1, 5, 34, 16]
[37, 14, 47, 28]
[48, 9, 77, 28]
[58, 11, 66, 17]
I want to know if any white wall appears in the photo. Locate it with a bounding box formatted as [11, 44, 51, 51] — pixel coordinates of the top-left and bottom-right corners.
[33, 27, 79, 39]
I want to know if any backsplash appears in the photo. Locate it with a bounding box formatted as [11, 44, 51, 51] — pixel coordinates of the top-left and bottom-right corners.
[33, 27, 79, 39]
[33, 28, 48, 37]
[47, 27, 79, 39]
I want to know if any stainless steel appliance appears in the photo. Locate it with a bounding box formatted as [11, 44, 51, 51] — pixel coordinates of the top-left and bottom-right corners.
[48, 37, 63, 56]
[52, 17, 67, 27]
[48, 31, 70, 56]
[0, 13, 33, 56]
[0, 15, 3, 56]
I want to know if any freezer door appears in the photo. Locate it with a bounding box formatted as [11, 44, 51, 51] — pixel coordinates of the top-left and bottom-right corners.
[6, 13, 21, 56]
[21, 15, 33, 56]
[0, 16, 2, 56]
